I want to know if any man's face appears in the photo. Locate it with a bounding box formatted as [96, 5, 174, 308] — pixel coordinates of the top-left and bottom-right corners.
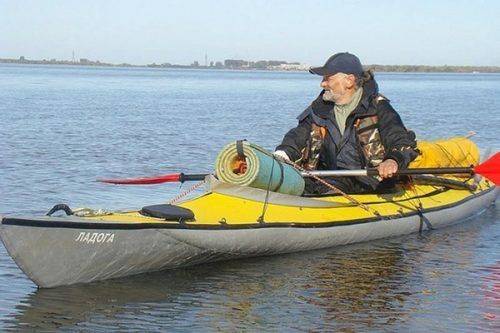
[320, 73, 354, 103]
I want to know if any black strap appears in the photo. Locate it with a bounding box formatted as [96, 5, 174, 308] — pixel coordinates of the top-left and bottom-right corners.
[236, 140, 246, 160]
[272, 158, 285, 192]
[46, 204, 73, 216]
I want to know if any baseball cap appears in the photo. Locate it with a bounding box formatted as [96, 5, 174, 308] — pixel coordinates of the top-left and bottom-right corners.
[309, 52, 363, 77]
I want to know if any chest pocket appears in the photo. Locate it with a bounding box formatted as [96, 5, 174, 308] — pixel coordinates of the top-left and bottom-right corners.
[355, 115, 385, 167]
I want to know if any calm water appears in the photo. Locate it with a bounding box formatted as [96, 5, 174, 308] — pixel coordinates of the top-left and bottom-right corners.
[0, 64, 498, 331]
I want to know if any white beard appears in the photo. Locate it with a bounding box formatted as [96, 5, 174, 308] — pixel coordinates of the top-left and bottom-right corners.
[323, 89, 343, 103]
[323, 85, 353, 105]
[322, 90, 335, 102]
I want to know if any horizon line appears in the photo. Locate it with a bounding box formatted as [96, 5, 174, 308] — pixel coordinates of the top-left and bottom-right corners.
[1, 56, 500, 72]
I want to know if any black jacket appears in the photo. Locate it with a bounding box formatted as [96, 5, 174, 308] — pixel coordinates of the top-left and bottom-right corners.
[276, 78, 417, 189]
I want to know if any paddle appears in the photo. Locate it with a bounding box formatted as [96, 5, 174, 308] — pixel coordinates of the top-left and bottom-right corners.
[99, 173, 208, 184]
[99, 152, 500, 186]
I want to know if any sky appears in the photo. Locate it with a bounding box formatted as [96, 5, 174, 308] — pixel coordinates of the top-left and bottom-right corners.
[1, 0, 499, 66]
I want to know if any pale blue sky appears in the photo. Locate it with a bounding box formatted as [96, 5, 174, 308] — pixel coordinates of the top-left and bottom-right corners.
[1, 0, 499, 66]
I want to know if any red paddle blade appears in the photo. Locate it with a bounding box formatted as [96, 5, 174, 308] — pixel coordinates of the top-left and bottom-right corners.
[99, 173, 181, 185]
[474, 152, 500, 185]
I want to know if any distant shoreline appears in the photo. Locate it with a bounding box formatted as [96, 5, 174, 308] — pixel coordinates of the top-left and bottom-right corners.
[1, 57, 499, 73]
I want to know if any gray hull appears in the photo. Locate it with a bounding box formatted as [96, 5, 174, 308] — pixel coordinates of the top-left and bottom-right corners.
[1, 188, 497, 288]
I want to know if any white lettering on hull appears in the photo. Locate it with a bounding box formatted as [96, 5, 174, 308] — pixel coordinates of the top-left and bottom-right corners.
[75, 232, 115, 244]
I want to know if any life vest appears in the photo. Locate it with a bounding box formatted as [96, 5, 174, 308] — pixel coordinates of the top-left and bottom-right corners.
[354, 114, 386, 167]
[299, 95, 387, 169]
[299, 124, 327, 170]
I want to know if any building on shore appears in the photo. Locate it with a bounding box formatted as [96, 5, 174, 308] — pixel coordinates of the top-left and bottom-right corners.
[270, 63, 310, 71]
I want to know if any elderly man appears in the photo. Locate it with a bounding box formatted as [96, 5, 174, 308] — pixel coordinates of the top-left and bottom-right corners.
[275, 52, 417, 194]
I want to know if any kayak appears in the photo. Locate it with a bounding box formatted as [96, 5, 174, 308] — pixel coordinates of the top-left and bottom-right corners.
[0, 175, 497, 288]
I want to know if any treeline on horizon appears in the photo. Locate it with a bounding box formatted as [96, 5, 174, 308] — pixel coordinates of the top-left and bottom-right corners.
[1, 57, 499, 73]
[366, 64, 500, 73]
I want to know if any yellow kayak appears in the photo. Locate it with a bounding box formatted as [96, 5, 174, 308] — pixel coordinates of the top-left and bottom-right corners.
[0, 176, 497, 288]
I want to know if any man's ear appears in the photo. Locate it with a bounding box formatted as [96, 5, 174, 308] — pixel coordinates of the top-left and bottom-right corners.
[346, 74, 357, 88]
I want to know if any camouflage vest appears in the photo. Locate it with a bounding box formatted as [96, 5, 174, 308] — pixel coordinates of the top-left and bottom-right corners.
[354, 115, 385, 167]
[299, 124, 327, 170]
[299, 96, 386, 170]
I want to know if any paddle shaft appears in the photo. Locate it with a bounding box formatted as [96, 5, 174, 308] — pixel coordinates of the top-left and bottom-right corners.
[308, 167, 474, 178]
[172, 167, 474, 182]
[179, 173, 209, 182]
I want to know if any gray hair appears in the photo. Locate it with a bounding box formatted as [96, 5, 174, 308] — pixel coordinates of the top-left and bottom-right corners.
[355, 69, 374, 88]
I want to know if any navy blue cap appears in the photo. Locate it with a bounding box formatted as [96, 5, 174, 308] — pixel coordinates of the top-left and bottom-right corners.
[309, 52, 363, 77]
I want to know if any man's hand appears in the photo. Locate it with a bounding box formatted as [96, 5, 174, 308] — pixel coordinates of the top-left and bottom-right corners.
[273, 150, 291, 162]
[377, 159, 398, 179]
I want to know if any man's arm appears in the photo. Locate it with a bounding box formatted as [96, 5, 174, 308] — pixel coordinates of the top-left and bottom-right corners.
[376, 101, 418, 170]
[275, 116, 312, 162]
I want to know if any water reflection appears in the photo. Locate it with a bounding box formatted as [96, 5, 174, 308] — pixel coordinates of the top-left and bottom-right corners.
[303, 247, 410, 329]
[7, 268, 214, 331]
[6, 247, 407, 331]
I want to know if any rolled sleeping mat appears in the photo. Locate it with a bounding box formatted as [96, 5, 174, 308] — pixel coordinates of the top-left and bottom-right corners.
[215, 141, 305, 195]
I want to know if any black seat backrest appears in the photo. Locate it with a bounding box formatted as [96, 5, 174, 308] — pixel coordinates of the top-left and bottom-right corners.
[140, 204, 195, 222]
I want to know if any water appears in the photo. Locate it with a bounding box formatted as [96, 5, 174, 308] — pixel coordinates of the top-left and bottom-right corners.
[0, 64, 498, 331]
